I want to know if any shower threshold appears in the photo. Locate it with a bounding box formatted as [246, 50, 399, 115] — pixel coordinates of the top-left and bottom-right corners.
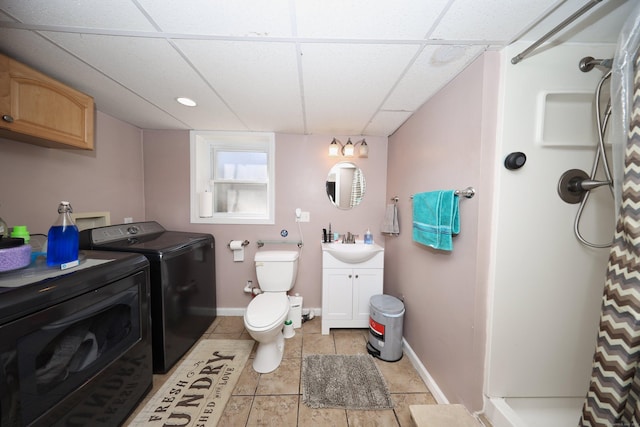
[486, 396, 584, 427]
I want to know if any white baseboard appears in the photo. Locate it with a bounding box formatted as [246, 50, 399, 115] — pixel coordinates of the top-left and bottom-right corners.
[402, 338, 449, 404]
[215, 307, 246, 316]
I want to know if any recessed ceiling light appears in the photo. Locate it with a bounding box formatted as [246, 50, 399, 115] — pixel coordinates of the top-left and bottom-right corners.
[176, 97, 197, 107]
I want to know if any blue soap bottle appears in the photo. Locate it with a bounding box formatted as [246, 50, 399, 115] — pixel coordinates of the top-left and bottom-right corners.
[47, 201, 79, 267]
[364, 228, 373, 244]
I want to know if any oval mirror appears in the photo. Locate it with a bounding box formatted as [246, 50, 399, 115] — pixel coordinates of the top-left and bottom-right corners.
[326, 162, 366, 209]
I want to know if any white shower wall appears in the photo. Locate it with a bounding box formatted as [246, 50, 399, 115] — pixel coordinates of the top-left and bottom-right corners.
[486, 41, 618, 411]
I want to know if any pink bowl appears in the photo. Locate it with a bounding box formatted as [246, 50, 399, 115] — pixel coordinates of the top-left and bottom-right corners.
[0, 244, 32, 272]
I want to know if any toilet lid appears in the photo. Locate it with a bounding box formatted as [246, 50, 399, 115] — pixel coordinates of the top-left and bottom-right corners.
[246, 293, 289, 329]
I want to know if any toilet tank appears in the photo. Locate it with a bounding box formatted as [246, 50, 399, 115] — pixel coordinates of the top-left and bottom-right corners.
[255, 250, 299, 292]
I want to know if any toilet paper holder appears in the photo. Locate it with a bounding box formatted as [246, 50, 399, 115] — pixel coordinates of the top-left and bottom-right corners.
[227, 240, 250, 248]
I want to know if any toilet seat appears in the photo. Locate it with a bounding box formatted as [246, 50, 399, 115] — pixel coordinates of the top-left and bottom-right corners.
[245, 293, 289, 332]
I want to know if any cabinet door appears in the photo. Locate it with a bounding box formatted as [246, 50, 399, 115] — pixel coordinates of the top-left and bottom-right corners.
[0, 54, 95, 150]
[353, 269, 384, 322]
[322, 268, 353, 320]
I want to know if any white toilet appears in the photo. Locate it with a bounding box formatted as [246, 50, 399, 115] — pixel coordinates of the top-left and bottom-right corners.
[244, 250, 299, 373]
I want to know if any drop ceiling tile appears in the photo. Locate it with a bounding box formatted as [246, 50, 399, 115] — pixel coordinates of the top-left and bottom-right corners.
[42, 32, 245, 130]
[0, 0, 633, 136]
[294, 0, 450, 40]
[432, 0, 559, 42]
[301, 43, 420, 135]
[384, 45, 486, 112]
[0, 10, 14, 22]
[137, 0, 293, 37]
[0, 28, 187, 129]
[0, 0, 155, 31]
[176, 39, 305, 133]
[364, 111, 413, 137]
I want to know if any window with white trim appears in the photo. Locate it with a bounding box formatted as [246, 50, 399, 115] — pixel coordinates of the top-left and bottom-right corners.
[190, 131, 275, 224]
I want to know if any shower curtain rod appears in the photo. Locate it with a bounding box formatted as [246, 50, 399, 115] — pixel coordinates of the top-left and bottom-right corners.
[511, 0, 603, 65]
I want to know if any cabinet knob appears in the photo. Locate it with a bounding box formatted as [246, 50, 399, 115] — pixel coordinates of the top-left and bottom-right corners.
[2, 115, 14, 123]
[348, 274, 352, 279]
[355, 275, 359, 279]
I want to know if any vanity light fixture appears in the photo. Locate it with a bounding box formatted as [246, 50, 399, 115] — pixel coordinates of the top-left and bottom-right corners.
[328, 137, 368, 158]
[176, 97, 197, 107]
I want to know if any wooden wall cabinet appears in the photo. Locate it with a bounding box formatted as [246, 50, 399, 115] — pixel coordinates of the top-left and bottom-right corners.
[0, 53, 95, 150]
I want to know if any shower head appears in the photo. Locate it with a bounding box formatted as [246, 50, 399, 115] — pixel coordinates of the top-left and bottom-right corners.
[579, 56, 613, 72]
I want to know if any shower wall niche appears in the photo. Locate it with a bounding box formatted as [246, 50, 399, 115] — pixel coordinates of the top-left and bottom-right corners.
[537, 92, 599, 147]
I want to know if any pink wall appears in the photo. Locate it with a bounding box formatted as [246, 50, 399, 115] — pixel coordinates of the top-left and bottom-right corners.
[142, 131, 388, 310]
[0, 111, 145, 234]
[385, 52, 499, 411]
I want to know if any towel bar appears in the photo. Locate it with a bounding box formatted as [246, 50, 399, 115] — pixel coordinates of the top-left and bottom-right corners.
[409, 187, 476, 200]
[454, 187, 476, 199]
[257, 240, 303, 248]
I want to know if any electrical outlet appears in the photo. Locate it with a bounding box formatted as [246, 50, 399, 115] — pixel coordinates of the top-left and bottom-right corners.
[300, 211, 310, 222]
[124, 217, 133, 224]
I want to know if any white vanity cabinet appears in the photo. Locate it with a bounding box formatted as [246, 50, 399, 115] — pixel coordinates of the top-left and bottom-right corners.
[321, 250, 383, 335]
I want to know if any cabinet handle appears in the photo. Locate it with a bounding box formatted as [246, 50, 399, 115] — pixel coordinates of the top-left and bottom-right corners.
[348, 274, 352, 279]
[355, 275, 359, 278]
[2, 115, 14, 123]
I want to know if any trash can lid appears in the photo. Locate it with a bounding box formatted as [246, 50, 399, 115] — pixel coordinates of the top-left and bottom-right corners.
[370, 294, 405, 315]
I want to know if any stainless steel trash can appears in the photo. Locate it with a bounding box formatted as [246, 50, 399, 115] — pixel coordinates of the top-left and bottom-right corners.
[367, 294, 405, 362]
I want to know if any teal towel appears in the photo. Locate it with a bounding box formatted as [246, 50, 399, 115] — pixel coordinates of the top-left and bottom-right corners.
[412, 190, 460, 251]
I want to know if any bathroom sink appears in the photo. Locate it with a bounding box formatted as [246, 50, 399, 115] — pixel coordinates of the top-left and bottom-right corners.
[321, 242, 384, 264]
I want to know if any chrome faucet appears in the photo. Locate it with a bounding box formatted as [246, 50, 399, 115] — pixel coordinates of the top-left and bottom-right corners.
[342, 232, 356, 244]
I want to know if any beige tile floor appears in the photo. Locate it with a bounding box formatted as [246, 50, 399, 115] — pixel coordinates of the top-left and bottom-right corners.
[126, 316, 437, 426]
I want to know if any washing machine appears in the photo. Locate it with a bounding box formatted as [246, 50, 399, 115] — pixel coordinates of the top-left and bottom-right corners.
[80, 221, 216, 373]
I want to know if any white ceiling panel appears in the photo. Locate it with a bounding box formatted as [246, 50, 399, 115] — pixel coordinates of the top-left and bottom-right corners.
[0, 28, 187, 130]
[432, 0, 560, 41]
[176, 39, 304, 133]
[42, 32, 245, 130]
[384, 45, 487, 112]
[0, 11, 13, 22]
[365, 111, 413, 137]
[294, 0, 450, 40]
[0, 0, 634, 137]
[1, 0, 154, 31]
[137, 0, 293, 37]
[302, 43, 420, 135]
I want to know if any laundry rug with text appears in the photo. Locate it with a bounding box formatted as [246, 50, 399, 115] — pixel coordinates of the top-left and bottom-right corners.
[129, 339, 254, 427]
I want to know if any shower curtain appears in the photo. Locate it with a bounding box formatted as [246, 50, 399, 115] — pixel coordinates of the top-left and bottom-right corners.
[580, 5, 640, 425]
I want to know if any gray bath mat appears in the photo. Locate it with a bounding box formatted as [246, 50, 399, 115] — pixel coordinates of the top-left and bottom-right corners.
[302, 354, 393, 410]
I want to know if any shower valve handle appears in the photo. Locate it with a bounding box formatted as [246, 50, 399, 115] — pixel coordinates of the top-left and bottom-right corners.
[558, 169, 612, 204]
[569, 178, 610, 192]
